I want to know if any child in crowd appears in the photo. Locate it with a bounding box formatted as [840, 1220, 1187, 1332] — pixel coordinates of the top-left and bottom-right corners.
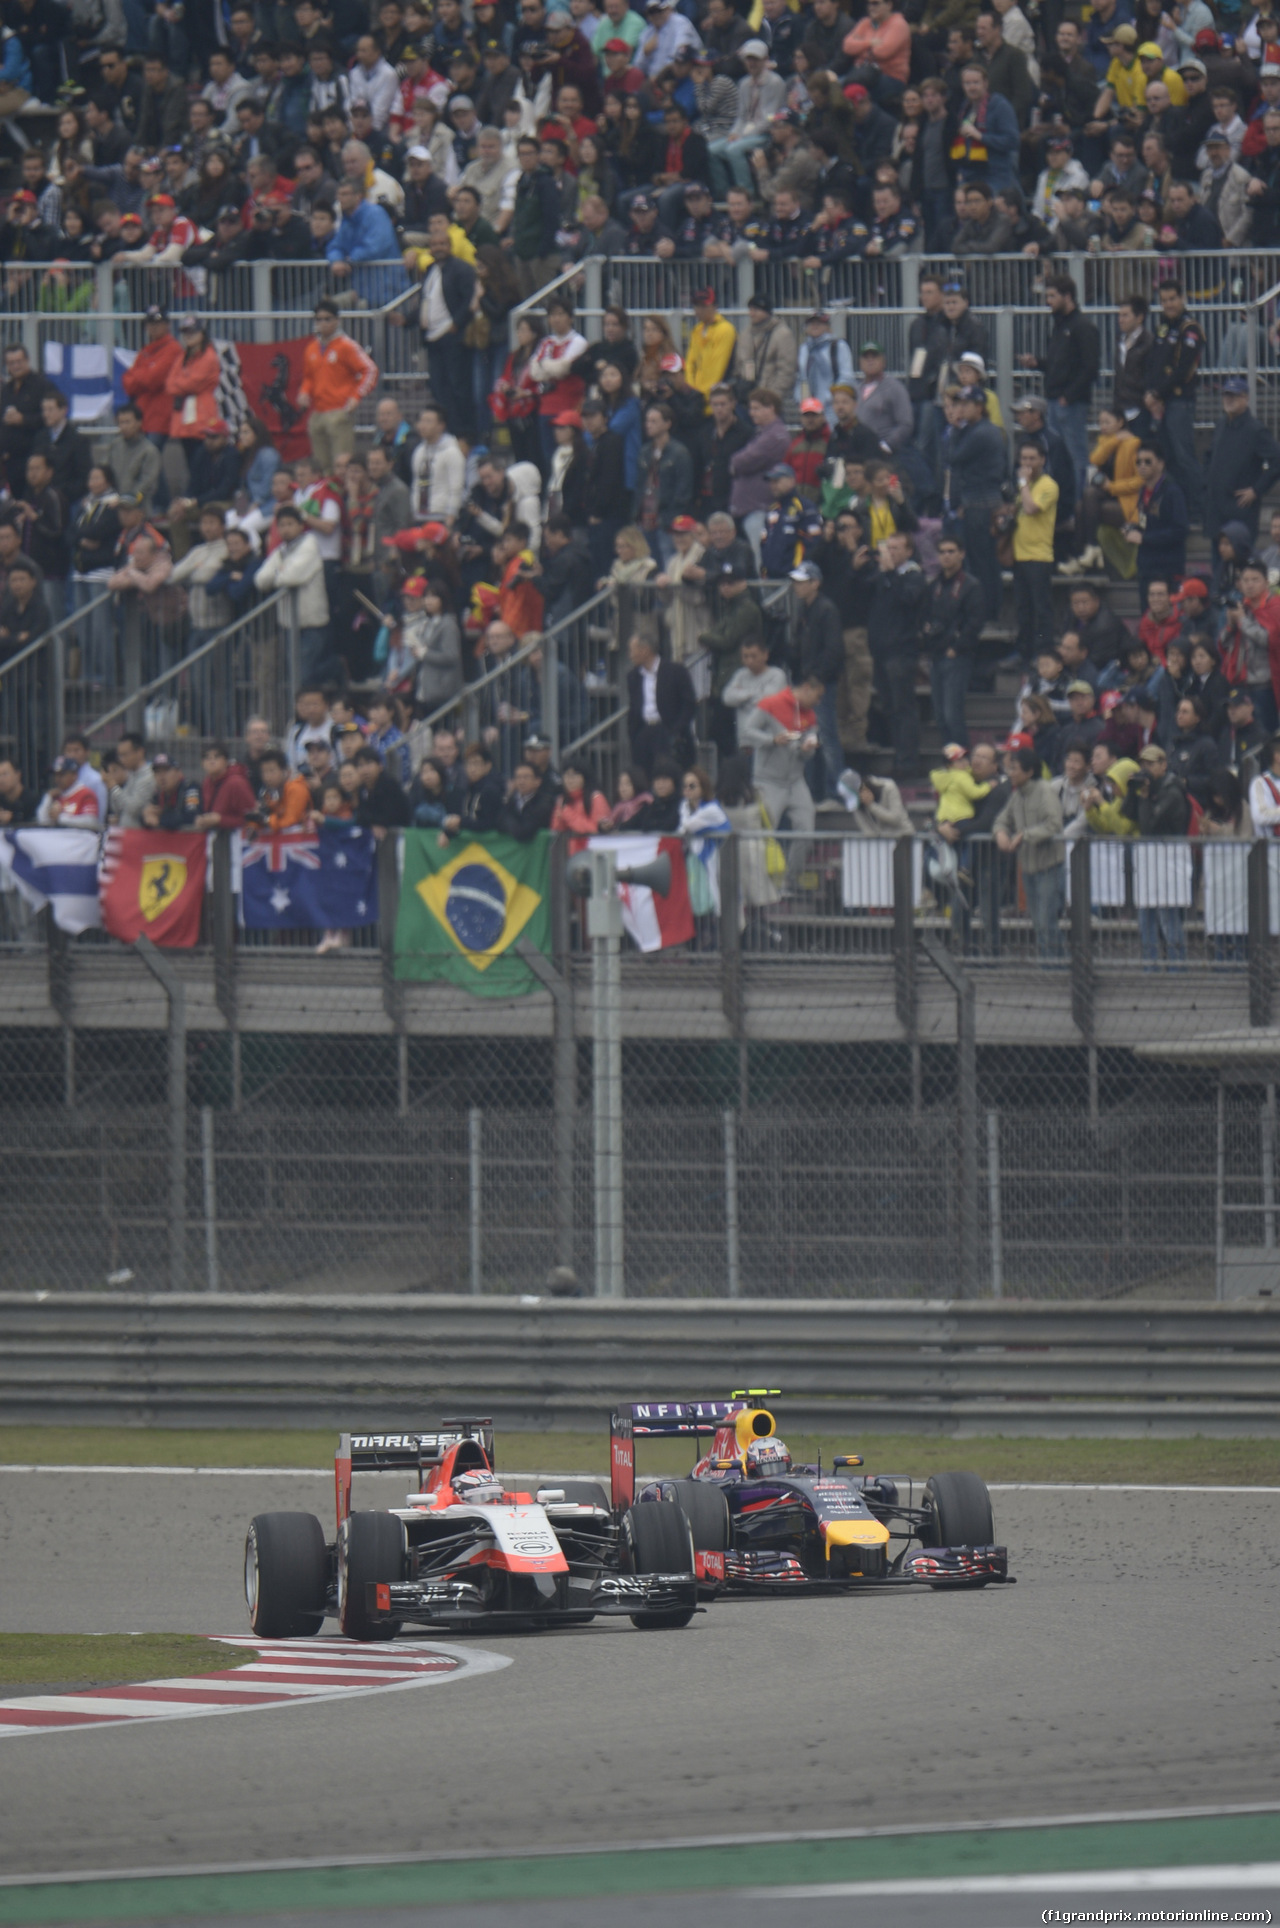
[930, 743, 993, 824]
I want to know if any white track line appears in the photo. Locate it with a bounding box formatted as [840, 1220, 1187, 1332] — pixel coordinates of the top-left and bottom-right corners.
[755, 1863, 1280, 1900]
[4, 1801, 1280, 1885]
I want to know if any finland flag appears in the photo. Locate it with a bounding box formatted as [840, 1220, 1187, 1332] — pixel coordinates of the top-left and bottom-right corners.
[0, 828, 103, 933]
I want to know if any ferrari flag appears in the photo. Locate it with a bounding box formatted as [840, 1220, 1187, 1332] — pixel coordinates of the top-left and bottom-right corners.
[99, 828, 206, 946]
[394, 829, 551, 996]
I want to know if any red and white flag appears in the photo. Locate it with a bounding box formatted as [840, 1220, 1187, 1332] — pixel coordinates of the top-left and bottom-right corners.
[587, 834, 694, 952]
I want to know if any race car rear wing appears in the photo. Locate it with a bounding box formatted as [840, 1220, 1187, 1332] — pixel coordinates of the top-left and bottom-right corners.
[610, 1402, 752, 1511]
[334, 1420, 495, 1530]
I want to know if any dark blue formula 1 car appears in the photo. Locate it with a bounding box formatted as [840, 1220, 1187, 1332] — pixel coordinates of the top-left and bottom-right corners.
[610, 1394, 1013, 1595]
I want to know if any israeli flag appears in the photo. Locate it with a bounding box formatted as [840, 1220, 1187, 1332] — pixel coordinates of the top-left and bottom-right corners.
[0, 828, 102, 933]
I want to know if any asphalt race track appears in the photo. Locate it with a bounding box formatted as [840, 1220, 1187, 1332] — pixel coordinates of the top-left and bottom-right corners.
[1, 1470, 1279, 1921]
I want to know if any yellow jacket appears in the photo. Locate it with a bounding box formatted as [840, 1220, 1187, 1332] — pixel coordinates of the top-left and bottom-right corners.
[686, 314, 737, 397]
[931, 766, 993, 824]
[1085, 757, 1140, 838]
[405, 222, 477, 276]
[1090, 429, 1141, 521]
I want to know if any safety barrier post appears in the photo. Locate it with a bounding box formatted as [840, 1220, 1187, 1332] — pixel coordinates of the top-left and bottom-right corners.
[134, 935, 187, 1293]
[923, 936, 978, 1298]
[1249, 840, 1272, 1029]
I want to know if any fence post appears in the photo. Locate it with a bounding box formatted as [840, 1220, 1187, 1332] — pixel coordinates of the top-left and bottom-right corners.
[50, 623, 65, 762]
[1069, 838, 1094, 1044]
[1249, 840, 1272, 1028]
[994, 310, 1015, 440]
[899, 254, 920, 316]
[211, 825, 236, 1033]
[735, 254, 755, 313]
[923, 937, 978, 1298]
[45, 910, 74, 1107]
[723, 1106, 740, 1299]
[469, 1107, 482, 1294]
[200, 1105, 219, 1292]
[583, 256, 603, 336]
[284, 588, 301, 701]
[515, 843, 578, 1277]
[252, 261, 274, 345]
[986, 1109, 1003, 1299]
[893, 835, 915, 1037]
[134, 935, 187, 1293]
[544, 620, 560, 768]
[378, 828, 403, 1034]
[95, 262, 114, 353]
[719, 832, 741, 1039]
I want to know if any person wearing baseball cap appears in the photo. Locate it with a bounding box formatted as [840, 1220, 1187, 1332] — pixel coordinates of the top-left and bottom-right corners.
[686, 287, 736, 398]
[703, 36, 781, 189]
[1031, 132, 1088, 229]
[636, 0, 700, 81]
[796, 311, 855, 428]
[759, 461, 823, 584]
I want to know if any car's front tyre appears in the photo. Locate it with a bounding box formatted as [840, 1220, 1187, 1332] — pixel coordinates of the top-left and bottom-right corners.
[245, 1512, 327, 1639]
[338, 1512, 405, 1642]
[622, 1500, 696, 1630]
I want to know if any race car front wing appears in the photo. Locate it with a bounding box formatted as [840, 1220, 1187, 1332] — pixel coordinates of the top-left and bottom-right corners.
[370, 1570, 700, 1625]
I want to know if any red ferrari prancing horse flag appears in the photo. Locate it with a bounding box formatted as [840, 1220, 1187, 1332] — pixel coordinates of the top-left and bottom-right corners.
[99, 828, 207, 947]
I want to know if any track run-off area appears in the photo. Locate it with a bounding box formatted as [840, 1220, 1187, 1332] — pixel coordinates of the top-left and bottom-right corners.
[0, 1465, 1278, 1923]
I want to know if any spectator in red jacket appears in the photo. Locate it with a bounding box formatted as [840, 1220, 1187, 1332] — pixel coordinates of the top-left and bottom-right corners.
[120, 306, 182, 442]
[1137, 578, 1181, 663]
[787, 400, 831, 501]
[195, 741, 256, 829]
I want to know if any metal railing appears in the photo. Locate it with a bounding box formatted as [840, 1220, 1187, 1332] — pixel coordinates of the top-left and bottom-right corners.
[1, 1292, 1277, 1421]
[81, 587, 293, 767]
[0, 590, 113, 786]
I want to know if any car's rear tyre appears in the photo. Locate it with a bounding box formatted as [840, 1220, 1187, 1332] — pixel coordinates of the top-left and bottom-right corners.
[921, 1471, 995, 1589]
[338, 1511, 405, 1641]
[245, 1512, 327, 1639]
[668, 1478, 730, 1552]
[622, 1500, 696, 1629]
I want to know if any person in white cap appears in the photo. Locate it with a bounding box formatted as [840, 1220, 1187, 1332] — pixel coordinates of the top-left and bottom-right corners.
[708, 38, 785, 192]
[956, 351, 1004, 427]
[636, 0, 700, 77]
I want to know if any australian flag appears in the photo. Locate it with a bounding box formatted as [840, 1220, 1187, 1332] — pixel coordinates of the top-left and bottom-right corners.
[239, 825, 378, 931]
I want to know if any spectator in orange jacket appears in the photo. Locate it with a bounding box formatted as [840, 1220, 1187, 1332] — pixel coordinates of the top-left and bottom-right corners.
[297, 295, 379, 477]
[495, 522, 544, 638]
[164, 316, 223, 506]
[121, 306, 182, 440]
[256, 747, 313, 829]
[842, 0, 911, 91]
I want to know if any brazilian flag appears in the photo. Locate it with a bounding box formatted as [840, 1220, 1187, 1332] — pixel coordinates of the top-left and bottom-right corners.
[394, 829, 552, 996]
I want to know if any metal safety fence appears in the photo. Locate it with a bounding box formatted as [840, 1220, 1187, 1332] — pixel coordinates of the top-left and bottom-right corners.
[6, 827, 1280, 1299]
[5, 1292, 1279, 1431]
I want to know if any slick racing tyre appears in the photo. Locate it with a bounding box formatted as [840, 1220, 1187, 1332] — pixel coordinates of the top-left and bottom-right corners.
[338, 1512, 405, 1641]
[622, 1500, 696, 1630]
[921, 1471, 995, 1589]
[668, 1479, 729, 1553]
[245, 1512, 327, 1639]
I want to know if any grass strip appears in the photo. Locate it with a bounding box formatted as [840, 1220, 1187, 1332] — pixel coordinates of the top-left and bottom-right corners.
[0, 1635, 254, 1693]
[1, 1813, 1278, 1923]
[4, 1427, 1280, 1484]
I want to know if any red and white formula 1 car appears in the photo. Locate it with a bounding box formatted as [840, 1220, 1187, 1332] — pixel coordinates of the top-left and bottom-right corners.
[244, 1418, 699, 1640]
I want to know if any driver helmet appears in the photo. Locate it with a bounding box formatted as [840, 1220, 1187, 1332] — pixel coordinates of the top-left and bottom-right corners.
[745, 1438, 792, 1478]
[452, 1468, 504, 1504]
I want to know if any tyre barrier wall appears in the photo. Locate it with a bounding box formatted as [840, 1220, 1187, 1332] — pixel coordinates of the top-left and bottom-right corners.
[5, 1294, 1280, 1437]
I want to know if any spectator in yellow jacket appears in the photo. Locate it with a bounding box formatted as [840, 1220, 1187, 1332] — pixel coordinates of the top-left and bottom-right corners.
[931, 743, 994, 823]
[1082, 744, 1140, 837]
[686, 289, 737, 398]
